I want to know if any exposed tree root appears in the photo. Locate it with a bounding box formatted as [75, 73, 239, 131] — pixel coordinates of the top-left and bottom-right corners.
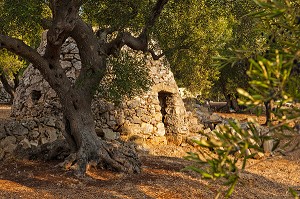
[14, 138, 141, 176]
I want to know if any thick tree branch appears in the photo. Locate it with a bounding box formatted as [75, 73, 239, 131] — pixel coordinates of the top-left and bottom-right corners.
[0, 35, 49, 71]
[0, 72, 15, 99]
[143, 0, 169, 35]
[104, 0, 169, 60]
[47, 0, 80, 46]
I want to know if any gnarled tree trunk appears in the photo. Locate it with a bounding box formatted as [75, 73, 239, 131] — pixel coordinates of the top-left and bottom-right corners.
[57, 89, 140, 175]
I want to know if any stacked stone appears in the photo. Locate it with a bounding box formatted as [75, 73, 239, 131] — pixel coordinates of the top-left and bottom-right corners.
[0, 82, 11, 103]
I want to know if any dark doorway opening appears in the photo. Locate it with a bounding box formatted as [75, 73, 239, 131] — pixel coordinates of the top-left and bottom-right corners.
[158, 91, 172, 124]
[31, 90, 42, 103]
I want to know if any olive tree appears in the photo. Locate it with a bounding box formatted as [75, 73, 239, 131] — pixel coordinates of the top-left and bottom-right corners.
[0, 0, 169, 176]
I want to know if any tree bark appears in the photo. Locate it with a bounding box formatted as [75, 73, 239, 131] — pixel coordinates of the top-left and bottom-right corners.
[264, 100, 275, 125]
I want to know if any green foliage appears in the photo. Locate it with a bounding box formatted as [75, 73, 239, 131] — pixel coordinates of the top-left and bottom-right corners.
[0, 0, 46, 47]
[82, 0, 151, 32]
[211, 0, 266, 100]
[98, 51, 152, 103]
[185, 120, 261, 198]
[0, 49, 26, 78]
[238, 51, 294, 107]
[154, 0, 235, 94]
[186, 1, 300, 198]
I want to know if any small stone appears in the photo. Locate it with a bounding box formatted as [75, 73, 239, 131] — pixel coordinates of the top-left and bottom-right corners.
[263, 140, 274, 153]
[102, 129, 119, 140]
[46, 127, 58, 143]
[20, 138, 31, 149]
[45, 117, 56, 127]
[30, 140, 39, 147]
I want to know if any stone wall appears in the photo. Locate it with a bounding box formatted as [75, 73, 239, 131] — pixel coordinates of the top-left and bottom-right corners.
[0, 82, 11, 103]
[11, 35, 191, 148]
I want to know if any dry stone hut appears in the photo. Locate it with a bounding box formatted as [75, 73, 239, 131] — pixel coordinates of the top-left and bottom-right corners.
[11, 34, 191, 147]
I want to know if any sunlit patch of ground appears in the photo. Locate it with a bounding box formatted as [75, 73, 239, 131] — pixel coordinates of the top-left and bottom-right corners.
[0, 105, 300, 198]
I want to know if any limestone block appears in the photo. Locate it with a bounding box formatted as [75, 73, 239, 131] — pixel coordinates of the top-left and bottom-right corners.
[30, 140, 39, 147]
[189, 117, 199, 125]
[70, 47, 79, 54]
[141, 115, 151, 123]
[74, 54, 81, 60]
[39, 125, 58, 144]
[66, 68, 76, 79]
[132, 116, 142, 124]
[103, 128, 120, 140]
[128, 100, 140, 109]
[46, 127, 58, 143]
[73, 60, 81, 70]
[62, 42, 76, 54]
[154, 105, 161, 111]
[263, 140, 274, 153]
[20, 138, 31, 149]
[156, 123, 165, 137]
[120, 121, 141, 135]
[150, 118, 157, 126]
[63, 54, 74, 61]
[141, 123, 154, 135]
[154, 113, 162, 122]
[60, 61, 72, 69]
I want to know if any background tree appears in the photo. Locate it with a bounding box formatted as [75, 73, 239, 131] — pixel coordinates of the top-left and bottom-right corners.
[0, 50, 25, 103]
[0, 0, 46, 102]
[0, 0, 170, 176]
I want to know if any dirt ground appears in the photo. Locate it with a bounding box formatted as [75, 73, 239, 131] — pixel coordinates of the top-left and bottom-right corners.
[0, 105, 300, 199]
